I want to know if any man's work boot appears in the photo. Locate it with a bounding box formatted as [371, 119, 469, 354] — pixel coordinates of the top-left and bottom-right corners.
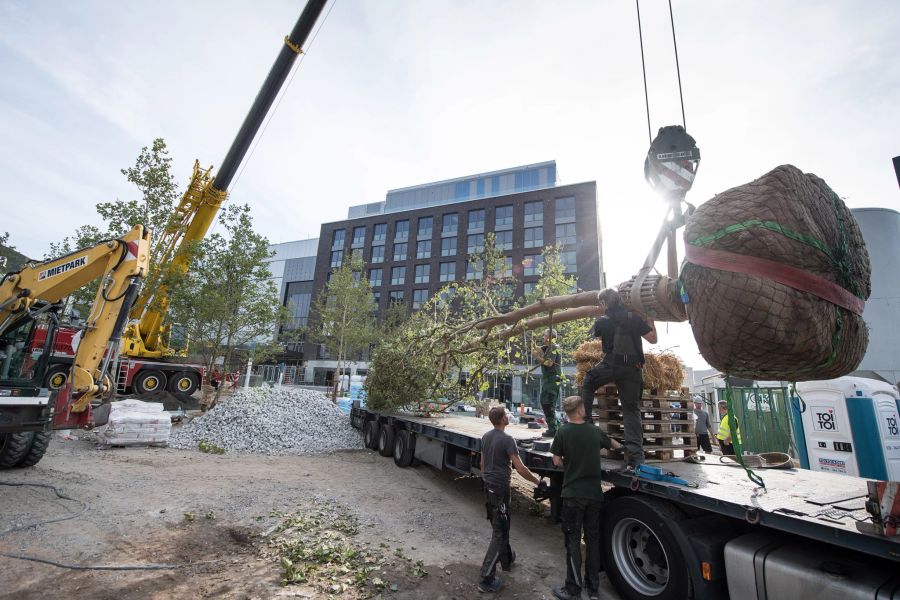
[552, 585, 582, 599]
[478, 576, 503, 593]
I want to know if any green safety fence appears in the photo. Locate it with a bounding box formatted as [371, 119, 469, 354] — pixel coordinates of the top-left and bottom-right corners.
[715, 385, 792, 454]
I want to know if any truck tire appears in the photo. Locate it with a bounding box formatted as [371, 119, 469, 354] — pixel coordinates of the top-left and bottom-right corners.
[167, 371, 200, 395]
[603, 495, 690, 600]
[378, 424, 396, 457]
[393, 430, 415, 467]
[364, 420, 380, 450]
[0, 432, 34, 470]
[133, 369, 167, 395]
[17, 431, 52, 468]
[45, 364, 70, 391]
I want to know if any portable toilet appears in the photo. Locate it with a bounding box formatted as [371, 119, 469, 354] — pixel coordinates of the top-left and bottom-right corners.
[791, 376, 900, 480]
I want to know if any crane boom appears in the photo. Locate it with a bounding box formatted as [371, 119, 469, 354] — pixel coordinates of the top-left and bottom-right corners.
[126, 0, 329, 357]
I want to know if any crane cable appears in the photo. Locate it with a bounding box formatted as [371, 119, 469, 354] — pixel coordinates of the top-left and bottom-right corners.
[635, 0, 689, 141]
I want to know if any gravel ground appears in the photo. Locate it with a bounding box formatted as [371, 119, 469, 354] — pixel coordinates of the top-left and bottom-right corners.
[0, 433, 621, 599]
[169, 386, 364, 455]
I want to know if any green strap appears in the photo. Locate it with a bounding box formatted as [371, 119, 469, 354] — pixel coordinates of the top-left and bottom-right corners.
[690, 219, 834, 260]
[724, 377, 766, 488]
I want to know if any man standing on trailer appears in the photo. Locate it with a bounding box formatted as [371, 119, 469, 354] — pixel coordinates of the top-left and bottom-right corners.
[533, 328, 562, 438]
[550, 396, 621, 600]
[693, 398, 714, 453]
[581, 288, 657, 469]
[478, 405, 542, 593]
[716, 400, 741, 456]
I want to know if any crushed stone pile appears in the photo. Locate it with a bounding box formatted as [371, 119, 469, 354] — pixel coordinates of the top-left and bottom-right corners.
[169, 386, 363, 455]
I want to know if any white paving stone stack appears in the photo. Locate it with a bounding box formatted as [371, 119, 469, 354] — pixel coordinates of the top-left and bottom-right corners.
[169, 387, 364, 455]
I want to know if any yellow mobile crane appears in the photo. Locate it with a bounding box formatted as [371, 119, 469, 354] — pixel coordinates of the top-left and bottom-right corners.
[40, 0, 330, 398]
[0, 226, 151, 469]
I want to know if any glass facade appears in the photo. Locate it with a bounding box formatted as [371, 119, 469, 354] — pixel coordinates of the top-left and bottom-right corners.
[524, 226, 543, 249]
[561, 250, 577, 273]
[523, 254, 542, 276]
[417, 216, 433, 238]
[467, 233, 484, 254]
[332, 229, 345, 249]
[416, 240, 431, 259]
[394, 220, 409, 241]
[555, 196, 576, 223]
[495, 205, 513, 228]
[373, 223, 387, 244]
[330, 250, 343, 267]
[389, 290, 404, 305]
[441, 237, 456, 257]
[442, 213, 458, 236]
[371, 245, 384, 263]
[393, 242, 407, 261]
[391, 266, 406, 285]
[369, 268, 382, 287]
[524, 201, 543, 224]
[412, 289, 428, 309]
[414, 264, 430, 284]
[468, 209, 485, 232]
[556, 223, 577, 246]
[496, 230, 512, 250]
[466, 259, 483, 280]
[439, 261, 455, 282]
[351, 226, 366, 248]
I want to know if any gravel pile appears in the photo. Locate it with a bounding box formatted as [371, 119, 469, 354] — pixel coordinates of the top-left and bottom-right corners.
[169, 386, 363, 455]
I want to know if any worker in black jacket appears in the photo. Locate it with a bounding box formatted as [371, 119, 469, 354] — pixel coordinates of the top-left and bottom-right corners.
[581, 289, 657, 469]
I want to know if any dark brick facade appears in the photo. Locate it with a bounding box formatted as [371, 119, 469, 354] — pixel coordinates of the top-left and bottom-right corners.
[310, 181, 603, 321]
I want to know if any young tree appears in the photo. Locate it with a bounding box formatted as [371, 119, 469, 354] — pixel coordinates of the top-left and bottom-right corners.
[311, 252, 376, 401]
[169, 204, 287, 406]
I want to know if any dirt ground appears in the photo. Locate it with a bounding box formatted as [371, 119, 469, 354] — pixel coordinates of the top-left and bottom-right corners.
[0, 432, 621, 600]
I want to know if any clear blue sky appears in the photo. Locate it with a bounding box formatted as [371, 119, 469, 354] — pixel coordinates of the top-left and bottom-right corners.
[1, 0, 898, 367]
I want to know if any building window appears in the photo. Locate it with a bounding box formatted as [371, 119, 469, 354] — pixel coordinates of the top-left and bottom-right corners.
[523, 254, 542, 277]
[467, 233, 484, 254]
[441, 237, 457, 257]
[503, 256, 513, 278]
[332, 229, 345, 249]
[371, 245, 384, 264]
[495, 230, 512, 251]
[523, 282, 535, 297]
[394, 220, 409, 241]
[412, 289, 428, 309]
[439, 261, 455, 282]
[417, 216, 433, 239]
[393, 242, 408, 262]
[414, 264, 430, 284]
[561, 250, 577, 274]
[466, 259, 483, 281]
[524, 226, 543, 249]
[416, 240, 432, 259]
[495, 205, 513, 228]
[555, 196, 576, 223]
[373, 223, 387, 244]
[372, 291, 381, 313]
[556, 223, 577, 246]
[468, 209, 485, 233]
[442, 213, 458, 236]
[330, 250, 343, 267]
[524, 201, 543, 225]
[389, 290, 405, 306]
[391, 266, 406, 286]
[351, 226, 366, 248]
[369, 268, 383, 287]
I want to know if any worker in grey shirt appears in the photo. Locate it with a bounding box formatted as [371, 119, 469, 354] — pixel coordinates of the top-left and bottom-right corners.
[478, 405, 542, 593]
[693, 399, 714, 453]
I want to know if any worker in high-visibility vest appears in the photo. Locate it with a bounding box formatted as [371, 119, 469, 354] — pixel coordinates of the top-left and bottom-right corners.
[716, 400, 742, 456]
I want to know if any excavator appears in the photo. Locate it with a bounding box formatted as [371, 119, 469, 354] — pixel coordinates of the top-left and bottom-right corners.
[0, 0, 329, 467]
[0, 226, 151, 468]
[33, 0, 329, 401]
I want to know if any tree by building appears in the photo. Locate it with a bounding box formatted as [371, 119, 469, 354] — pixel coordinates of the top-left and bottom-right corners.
[311, 252, 377, 401]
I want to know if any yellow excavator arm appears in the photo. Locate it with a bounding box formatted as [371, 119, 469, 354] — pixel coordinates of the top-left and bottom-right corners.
[0, 225, 151, 410]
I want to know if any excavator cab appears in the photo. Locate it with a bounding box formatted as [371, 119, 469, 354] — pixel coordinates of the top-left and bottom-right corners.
[0, 307, 58, 391]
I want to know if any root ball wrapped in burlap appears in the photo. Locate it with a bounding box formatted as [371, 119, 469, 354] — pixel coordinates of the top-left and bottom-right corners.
[680, 165, 870, 381]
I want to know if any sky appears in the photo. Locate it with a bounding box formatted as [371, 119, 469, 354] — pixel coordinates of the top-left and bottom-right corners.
[1, 0, 898, 369]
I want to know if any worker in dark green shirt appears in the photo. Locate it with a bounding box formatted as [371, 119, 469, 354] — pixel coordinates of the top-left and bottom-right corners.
[549, 396, 621, 600]
[532, 328, 561, 437]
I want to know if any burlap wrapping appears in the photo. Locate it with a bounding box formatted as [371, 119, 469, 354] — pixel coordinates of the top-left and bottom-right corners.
[680, 165, 870, 381]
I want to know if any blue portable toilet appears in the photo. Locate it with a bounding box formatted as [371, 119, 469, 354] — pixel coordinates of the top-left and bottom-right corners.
[791, 376, 900, 480]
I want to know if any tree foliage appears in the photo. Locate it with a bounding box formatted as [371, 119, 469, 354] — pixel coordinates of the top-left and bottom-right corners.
[311, 252, 376, 400]
[169, 204, 287, 405]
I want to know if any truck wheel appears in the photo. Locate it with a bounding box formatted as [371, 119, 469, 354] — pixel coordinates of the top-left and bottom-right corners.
[378, 425, 396, 457]
[45, 364, 70, 391]
[0, 432, 34, 470]
[603, 496, 689, 600]
[364, 420, 380, 450]
[167, 371, 200, 395]
[133, 370, 167, 395]
[17, 431, 52, 468]
[393, 430, 416, 467]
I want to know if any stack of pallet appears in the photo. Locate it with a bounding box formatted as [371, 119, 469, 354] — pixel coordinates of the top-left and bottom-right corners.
[593, 385, 696, 460]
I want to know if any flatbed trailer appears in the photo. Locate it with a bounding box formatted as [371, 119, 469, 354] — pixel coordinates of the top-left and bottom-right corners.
[351, 403, 900, 600]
